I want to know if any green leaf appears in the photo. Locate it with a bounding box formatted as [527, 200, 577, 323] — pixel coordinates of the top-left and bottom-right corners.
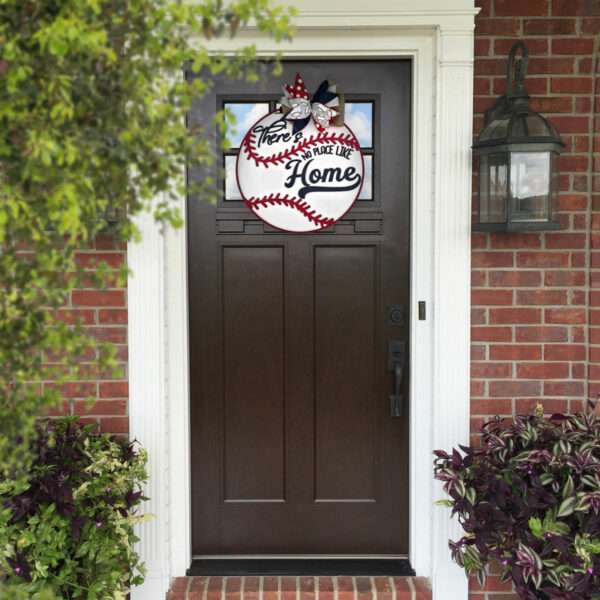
[557, 496, 577, 518]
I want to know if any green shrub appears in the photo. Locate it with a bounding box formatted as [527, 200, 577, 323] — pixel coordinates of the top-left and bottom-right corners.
[0, 417, 148, 599]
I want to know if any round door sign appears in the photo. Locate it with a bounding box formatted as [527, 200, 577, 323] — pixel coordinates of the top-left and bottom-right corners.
[237, 74, 364, 232]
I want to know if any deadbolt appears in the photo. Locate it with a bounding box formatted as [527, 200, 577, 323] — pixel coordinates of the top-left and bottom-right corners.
[386, 304, 405, 327]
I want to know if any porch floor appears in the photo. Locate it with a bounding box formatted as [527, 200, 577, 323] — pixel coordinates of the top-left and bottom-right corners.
[167, 576, 432, 600]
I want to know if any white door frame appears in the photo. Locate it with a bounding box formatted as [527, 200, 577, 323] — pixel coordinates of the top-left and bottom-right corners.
[128, 2, 477, 599]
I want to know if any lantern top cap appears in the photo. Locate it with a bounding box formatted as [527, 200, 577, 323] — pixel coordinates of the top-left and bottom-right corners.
[473, 41, 564, 153]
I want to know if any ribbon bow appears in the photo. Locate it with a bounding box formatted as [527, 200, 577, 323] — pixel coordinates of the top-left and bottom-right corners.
[280, 73, 341, 134]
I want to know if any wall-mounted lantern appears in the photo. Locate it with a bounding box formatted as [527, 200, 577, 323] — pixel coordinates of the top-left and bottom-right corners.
[472, 41, 564, 232]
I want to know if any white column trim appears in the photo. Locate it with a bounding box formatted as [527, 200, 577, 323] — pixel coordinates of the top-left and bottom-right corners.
[128, 211, 170, 599]
[430, 27, 474, 600]
[128, 3, 476, 599]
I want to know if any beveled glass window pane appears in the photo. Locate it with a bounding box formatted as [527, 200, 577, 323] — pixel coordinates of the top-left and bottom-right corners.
[480, 153, 508, 223]
[510, 152, 550, 221]
[345, 103, 373, 148]
[224, 155, 242, 200]
[224, 103, 270, 148]
[359, 155, 373, 200]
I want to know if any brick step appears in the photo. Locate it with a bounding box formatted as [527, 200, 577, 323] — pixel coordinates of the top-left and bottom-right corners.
[167, 576, 431, 600]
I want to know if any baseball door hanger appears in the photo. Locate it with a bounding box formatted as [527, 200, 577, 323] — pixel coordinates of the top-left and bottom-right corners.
[236, 73, 364, 233]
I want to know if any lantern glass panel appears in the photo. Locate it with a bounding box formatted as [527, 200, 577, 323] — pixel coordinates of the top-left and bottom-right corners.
[509, 151, 551, 222]
[551, 152, 559, 221]
[479, 153, 508, 223]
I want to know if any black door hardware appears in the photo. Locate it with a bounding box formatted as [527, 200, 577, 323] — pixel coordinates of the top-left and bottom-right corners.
[388, 340, 406, 417]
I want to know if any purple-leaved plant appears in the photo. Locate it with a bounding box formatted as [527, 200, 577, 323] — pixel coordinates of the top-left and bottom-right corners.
[434, 406, 600, 600]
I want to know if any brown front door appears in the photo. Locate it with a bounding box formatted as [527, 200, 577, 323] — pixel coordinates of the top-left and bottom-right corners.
[188, 60, 411, 556]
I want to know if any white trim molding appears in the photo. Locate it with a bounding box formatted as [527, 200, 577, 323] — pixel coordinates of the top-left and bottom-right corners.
[129, 2, 476, 599]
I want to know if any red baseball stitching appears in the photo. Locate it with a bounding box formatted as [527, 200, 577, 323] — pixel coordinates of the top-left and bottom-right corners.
[245, 194, 336, 229]
[242, 130, 360, 168]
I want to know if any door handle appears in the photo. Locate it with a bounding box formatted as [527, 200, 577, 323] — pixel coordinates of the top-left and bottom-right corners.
[388, 340, 406, 417]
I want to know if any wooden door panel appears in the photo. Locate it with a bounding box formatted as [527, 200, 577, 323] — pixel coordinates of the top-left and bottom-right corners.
[188, 60, 411, 556]
[222, 246, 286, 502]
[314, 245, 378, 502]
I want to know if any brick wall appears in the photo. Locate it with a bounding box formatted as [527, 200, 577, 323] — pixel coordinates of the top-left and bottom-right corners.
[46, 234, 129, 435]
[470, 0, 600, 598]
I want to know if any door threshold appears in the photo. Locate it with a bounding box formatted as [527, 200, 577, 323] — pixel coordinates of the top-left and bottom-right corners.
[187, 558, 415, 577]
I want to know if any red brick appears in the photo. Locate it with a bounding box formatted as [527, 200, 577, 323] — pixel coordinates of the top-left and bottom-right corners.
[475, 38, 491, 57]
[523, 17, 576, 34]
[516, 398, 569, 414]
[551, 115, 590, 133]
[170, 578, 189, 593]
[472, 327, 513, 342]
[558, 155, 589, 173]
[494, 38, 548, 56]
[552, 38, 595, 55]
[205, 577, 223, 600]
[516, 290, 568, 305]
[489, 380, 542, 397]
[474, 96, 496, 114]
[99, 416, 128, 434]
[545, 308, 585, 324]
[528, 57, 575, 74]
[490, 345, 542, 360]
[530, 96, 572, 113]
[474, 77, 491, 95]
[517, 252, 569, 268]
[472, 308, 487, 325]
[475, 18, 521, 35]
[473, 271, 488, 290]
[337, 576, 354, 600]
[581, 17, 600, 33]
[471, 362, 513, 378]
[189, 578, 209, 600]
[496, 0, 548, 16]
[99, 381, 129, 398]
[472, 344, 487, 360]
[471, 398, 513, 414]
[489, 308, 541, 324]
[472, 232, 488, 249]
[544, 381, 585, 396]
[98, 309, 128, 324]
[475, 59, 508, 76]
[471, 380, 485, 396]
[472, 289, 514, 305]
[544, 270, 586, 286]
[490, 233, 541, 249]
[494, 76, 548, 96]
[516, 326, 568, 342]
[559, 194, 588, 211]
[544, 344, 586, 360]
[488, 270, 541, 287]
[552, 0, 600, 16]
[55, 382, 97, 398]
[72, 290, 126, 307]
[74, 399, 127, 416]
[472, 252, 514, 268]
[517, 362, 569, 378]
[546, 232, 586, 249]
[572, 252, 586, 268]
[571, 135, 590, 152]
